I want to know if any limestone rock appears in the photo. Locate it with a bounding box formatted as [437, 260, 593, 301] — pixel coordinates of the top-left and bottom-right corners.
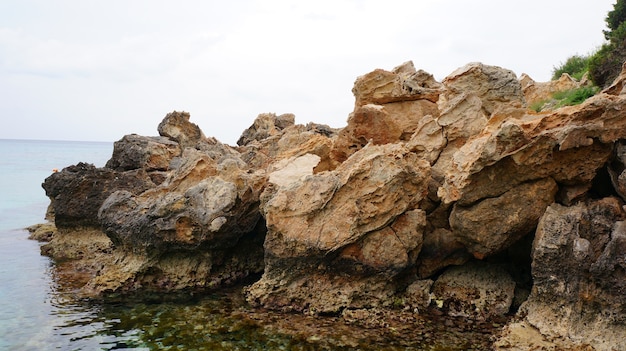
[239, 121, 336, 172]
[332, 62, 440, 164]
[331, 100, 439, 163]
[157, 111, 205, 149]
[352, 61, 442, 106]
[237, 112, 295, 146]
[432, 261, 516, 320]
[247, 143, 430, 313]
[437, 93, 625, 205]
[441, 62, 526, 116]
[34, 61, 626, 350]
[495, 198, 626, 350]
[105, 134, 180, 173]
[42, 162, 155, 228]
[520, 72, 587, 108]
[449, 178, 558, 259]
[99, 147, 262, 254]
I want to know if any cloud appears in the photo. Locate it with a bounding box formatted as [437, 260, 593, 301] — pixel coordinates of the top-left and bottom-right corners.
[0, 0, 618, 144]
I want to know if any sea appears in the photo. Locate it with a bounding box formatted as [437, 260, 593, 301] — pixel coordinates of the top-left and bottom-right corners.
[0, 139, 497, 351]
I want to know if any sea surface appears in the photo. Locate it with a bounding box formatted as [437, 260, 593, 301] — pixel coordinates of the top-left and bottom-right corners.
[0, 139, 497, 351]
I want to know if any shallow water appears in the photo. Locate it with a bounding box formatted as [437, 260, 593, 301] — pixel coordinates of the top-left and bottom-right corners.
[0, 139, 499, 350]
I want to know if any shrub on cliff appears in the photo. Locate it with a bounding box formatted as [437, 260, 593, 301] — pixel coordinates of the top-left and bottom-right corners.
[589, 0, 626, 87]
[552, 54, 591, 81]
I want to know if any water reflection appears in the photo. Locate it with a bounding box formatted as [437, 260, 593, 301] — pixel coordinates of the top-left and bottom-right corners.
[44, 271, 501, 351]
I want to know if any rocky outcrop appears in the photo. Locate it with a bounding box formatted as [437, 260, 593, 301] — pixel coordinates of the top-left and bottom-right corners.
[36, 61, 626, 350]
[494, 198, 626, 351]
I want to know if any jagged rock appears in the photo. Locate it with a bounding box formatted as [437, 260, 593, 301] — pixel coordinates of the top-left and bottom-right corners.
[449, 178, 558, 259]
[237, 112, 295, 146]
[42, 162, 155, 228]
[520, 72, 587, 108]
[105, 134, 180, 172]
[157, 110, 205, 149]
[35, 61, 626, 350]
[432, 261, 516, 320]
[238, 119, 336, 172]
[440, 62, 526, 116]
[331, 61, 440, 164]
[352, 61, 442, 106]
[99, 147, 263, 253]
[436, 93, 625, 205]
[246, 143, 430, 313]
[495, 198, 626, 350]
[331, 100, 439, 163]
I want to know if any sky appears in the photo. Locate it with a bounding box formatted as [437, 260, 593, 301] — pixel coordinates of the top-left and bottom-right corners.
[0, 0, 617, 145]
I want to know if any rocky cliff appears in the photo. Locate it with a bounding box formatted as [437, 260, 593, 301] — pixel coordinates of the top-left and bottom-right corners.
[36, 61, 626, 350]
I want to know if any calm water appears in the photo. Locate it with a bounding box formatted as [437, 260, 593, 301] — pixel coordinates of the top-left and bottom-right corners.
[0, 139, 496, 351]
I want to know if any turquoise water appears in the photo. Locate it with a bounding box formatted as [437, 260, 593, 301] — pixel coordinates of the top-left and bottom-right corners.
[0, 139, 496, 350]
[0, 139, 113, 350]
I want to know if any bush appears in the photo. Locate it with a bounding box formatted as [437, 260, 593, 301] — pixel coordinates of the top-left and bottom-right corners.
[589, 0, 626, 87]
[552, 86, 600, 107]
[552, 54, 591, 81]
[530, 86, 600, 112]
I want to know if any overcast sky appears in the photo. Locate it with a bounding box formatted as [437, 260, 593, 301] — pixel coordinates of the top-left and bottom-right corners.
[0, 0, 616, 145]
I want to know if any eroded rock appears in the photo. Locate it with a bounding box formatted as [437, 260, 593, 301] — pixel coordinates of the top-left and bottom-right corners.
[495, 198, 626, 350]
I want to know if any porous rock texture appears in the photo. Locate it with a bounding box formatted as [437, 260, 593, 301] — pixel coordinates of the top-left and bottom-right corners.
[37, 60, 626, 350]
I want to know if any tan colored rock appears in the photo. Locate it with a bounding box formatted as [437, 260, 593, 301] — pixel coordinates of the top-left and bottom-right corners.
[405, 114, 446, 165]
[263, 143, 429, 257]
[520, 72, 586, 108]
[239, 121, 336, 172]
[332, 61, 440, 164]
[247, 143, 431, 312]
[441, 62, 526, 116]
[339, 209, 426, 272]
[237, 112, 295, 146]
[449, 178, 558, 259]
[432, 261, 516, 320]
[268, 153, 321, 188]
[157, 111, 205, 149]
[331, 100, 439, 163]
[437, 93, 625, 205]
[352, 61, 442, 106]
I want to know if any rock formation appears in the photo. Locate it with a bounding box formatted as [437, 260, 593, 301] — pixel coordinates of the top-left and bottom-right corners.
[37, 61, 626, 350]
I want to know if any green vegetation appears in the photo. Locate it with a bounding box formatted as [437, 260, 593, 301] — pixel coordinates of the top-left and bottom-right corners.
[552, 1, 626, 88]
[530, 86, 600, 112]
[552, 86, 600, 107]
[588, 0, 626, 87]
[552, 54, 592, 81]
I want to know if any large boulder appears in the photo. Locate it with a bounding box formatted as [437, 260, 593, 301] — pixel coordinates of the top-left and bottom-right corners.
[449, 177, 558, 259]
[99, 146, 262, 253]
[246, 143, 430, 313]
[331, 61, 441, 164]
[495, 198, 626, 350]
[42, 162, 155, 228]
[105, 134, 180, 172]
[157, 110, 205, 149]
[237, 112, 296, 146]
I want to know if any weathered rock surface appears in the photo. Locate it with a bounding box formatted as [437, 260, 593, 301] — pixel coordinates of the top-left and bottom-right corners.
[432, 261, 516, 320]
[495, 198, 626, 350]
[36, 61, 626, 350]
[520, 72, 590, 109]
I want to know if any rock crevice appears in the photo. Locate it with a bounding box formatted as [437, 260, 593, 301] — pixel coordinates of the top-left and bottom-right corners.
[35, 60, 626, 350]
